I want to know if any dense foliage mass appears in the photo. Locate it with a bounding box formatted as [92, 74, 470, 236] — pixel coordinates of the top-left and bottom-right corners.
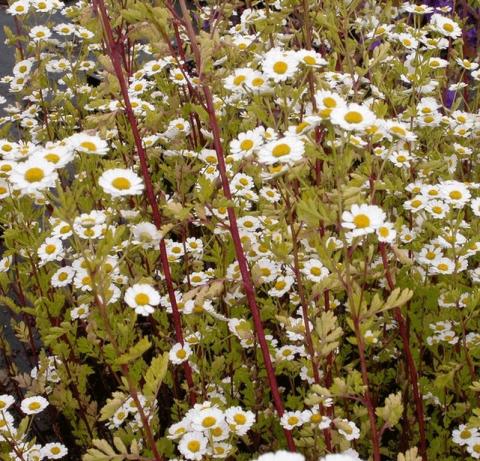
[0, 0, 479, 460]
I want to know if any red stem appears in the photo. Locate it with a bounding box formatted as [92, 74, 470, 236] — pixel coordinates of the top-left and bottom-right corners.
[379, 242, 427, 460]
[172, 0, 296, 451]
[353, 316, 381, 461]
[92, 0, 196, 405]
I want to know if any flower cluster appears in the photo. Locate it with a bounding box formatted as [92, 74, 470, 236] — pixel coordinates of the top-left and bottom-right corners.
[0, 0, 479, 459]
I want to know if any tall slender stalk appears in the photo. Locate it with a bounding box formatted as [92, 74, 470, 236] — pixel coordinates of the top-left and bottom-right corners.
[379, 242, 427, 460]
[91, 0, 196, 405]
[352, 315, 381, 461]
[169, 0, 296, 451]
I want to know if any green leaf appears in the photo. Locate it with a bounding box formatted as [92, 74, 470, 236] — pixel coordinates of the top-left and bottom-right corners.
[143, 353, 169, 399]
[115, 337, 152, 365]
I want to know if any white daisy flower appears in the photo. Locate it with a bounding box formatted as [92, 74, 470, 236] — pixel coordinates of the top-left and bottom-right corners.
[330, 103, 376, 131]
[70, 133, 109, 155]
[257, 136, 305, 165]
[225, 406, 255, 436]
[296, 49, 327, 67]
[178, 431, 208, 460]
[376, 222, 397, 243]
[262, 48, 300, 82]
[98, 168, 144, 197]
[10, 159, 58, 194]
[131, 222, 161, 248]
[441, 181, 471, 208]
[7, 0, 30, 15]
[431, 13, 462, 39]
[453, 425, 480, 446]
[280, 410, 304, 430]
[336, 419, 360, 440]
[341, 204, 386, 237]
[51, 266, 75, 287]
[37, 237, 64, 263]
[40, 442, 68, 459]
[124, 283, 160, 316]
[0, 394, 15, 411]
[70, 304, 90, 320]
[301, 259, 329, 282]
[268, 275, 294, 297]
[29, 25, 52, 42]
[169, 342, 192, 365]
[255, 451, 305, 461]
[20, 395, 49, 415]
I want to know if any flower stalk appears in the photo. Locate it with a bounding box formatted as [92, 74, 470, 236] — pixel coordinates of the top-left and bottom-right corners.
[91, 0, 196, 405]
[169, 0, 296, 450]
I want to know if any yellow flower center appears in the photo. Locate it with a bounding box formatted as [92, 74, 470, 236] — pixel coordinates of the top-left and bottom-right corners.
[233, 75, 246, 86]
[275, 280, 286, 290]
[273, 61, 288, 74]
[45, 153, 60, 164]
[2, 145, 12, 152]
[252, 77, 264, 87]
[323, 97, 337, 108]
[272, 143, 291, 158]
[449, 190, 462, 200]
[111, 177, 131, 190]
[134, 293, 150, 305]
[234, 414, 247, 424]
[310, 267, 322, 276]
[45, 244, 57, 254]
[303, 56, 316, 65]
[296, 122, 309, 133]
[378, 227, 389, 237]
[344, 111, 364, 124]
[58, 272, 68, 281]
[461, 429, 472, 439]
[80, 141, 97, 152]
[411, 199, 422, 208]
[24, 167, 45, 183]
[287, 416, 299, 425]
[437, 263, 448, 271]
[187, 441, 201, 453]
[50, 447, 61, 455]
[82, 276, 91, 286]
[311, 413, 322, 423]
[353, 214, 370, 228]
[0, 187, 7, 195]
[443, 23, 454, 33]
[240, 139, 254, 151]
[28, 402, 41, 411]
[176, 349, 186, 359]
[202, 416, 216, 428]
[432, 206, 443, 214]
[390, 126, 406, 136]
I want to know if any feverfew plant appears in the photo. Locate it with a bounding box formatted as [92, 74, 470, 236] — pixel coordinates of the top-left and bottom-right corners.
[0, 0, 479, 460]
